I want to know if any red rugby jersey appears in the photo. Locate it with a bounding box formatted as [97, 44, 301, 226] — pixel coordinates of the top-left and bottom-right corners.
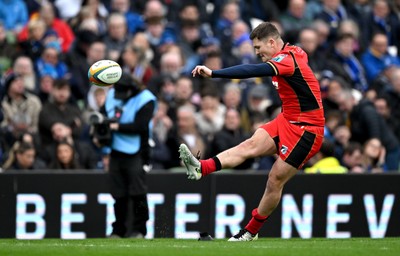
[266, 43, 325, 126]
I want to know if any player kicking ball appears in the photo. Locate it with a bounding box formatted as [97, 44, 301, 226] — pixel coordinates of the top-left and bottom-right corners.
[179, 22, 325, 241]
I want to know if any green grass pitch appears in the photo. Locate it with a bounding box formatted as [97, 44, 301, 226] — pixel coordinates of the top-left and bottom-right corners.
[0, 238, 399, 256]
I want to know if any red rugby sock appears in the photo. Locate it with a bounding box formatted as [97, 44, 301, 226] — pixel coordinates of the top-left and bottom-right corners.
[200, 157, 221, 176]
[245, 208, 269, 235]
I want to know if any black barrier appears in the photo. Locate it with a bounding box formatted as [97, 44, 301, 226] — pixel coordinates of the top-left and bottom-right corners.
[0, 171, 399, 239]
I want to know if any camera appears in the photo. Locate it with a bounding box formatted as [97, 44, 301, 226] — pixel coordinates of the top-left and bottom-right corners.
[88, 108, 121, 146]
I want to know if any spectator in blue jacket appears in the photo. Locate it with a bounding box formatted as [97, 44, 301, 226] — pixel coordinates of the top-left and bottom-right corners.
[0, 0, 28, 33]
[361, 32, 400, 83]
[110, 0, 145, 35]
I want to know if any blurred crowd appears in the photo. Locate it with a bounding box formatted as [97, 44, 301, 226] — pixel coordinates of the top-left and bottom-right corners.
[0, 0, 400, 173]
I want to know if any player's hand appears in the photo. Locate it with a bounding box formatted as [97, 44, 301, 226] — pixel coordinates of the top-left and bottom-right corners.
[192, 65, 212, 78]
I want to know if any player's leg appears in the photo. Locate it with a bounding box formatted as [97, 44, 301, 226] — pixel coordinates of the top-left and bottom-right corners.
[228, 158, 296, 241]
[230, 124, 324, 241]
[257, 158, 298, 216]
[217, 128, 277, 168]
[179, 127, 277, 180]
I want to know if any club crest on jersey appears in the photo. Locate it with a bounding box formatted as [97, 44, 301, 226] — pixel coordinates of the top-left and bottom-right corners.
[281, 145, 288, 155]
[272, 54, 287, 62]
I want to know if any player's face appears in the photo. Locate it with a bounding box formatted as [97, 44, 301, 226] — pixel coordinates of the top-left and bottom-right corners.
[252, 37, 276, 62]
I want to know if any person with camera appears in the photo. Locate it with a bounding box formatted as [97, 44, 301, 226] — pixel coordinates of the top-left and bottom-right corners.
[97, 72, 156, 239]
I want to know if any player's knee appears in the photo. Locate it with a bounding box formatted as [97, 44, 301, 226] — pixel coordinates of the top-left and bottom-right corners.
[267, 171, 287, 188]
[239, 138, 262, 158]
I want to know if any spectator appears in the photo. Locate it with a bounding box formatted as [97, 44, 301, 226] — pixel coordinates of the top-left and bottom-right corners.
[194, 88, 226, 139]
[18, 3, 75, 53]
[12, 56, 38, 93]
[0, 0, 28, 34]
[207, 108, 253, 170]
[361, 137, 387, 173]
[374, 97, 400, 142]
[165, 105, 207, 168]
[150, 99, 172, 170]
[69, 40, 106, 102]
[334, 88, 400, 171]
[332, 124, 351, 160]
[143, 0, 177, 64]
[163, 75, 198, 123]
[280, 0, 313, 43]
[361, 32, 400, 83]
[103, 13, 130, 61]
[176, 2, 212, 34]
[48, 140, 82, 170]
[120, 40, 154, 85]
[1, 73, 42, 135]
[337, 19, 363, 54]
[381, 67, 400, 134]
[82, 0, 109, 18]
[176, 19, 205, 74]
[157, 73, 177, 109]
[321, 75, 350, 114]
[346, 0, 371, 30]
[363, 0, 400, 57]
[69, 6, 102, 35]
[242, 0, 280, 24]
[304, 139, 348, 174]
[214, 1, 241, 62]
[194, 50, 231, 93]
[315, 0, 349, 42]
[41, 122, 98, 169]
[324, 110, 343, 142]
[230, 33, 258, 66]
[65, 29, 99, 81]
[35, 42, 69, 80]
[130, 32, 154, 64]
[36, 66, 57, 104]
[85, 86, 108, 114]
[324, 33, 368, 92]
[110, 0, 145, 35]
[297, 27, 325, 75]
[176, 1, 210, 26]
[2, 141, 46, 171]
[38, 79, 83, 147]
[341, 142, 364, 173]
[70, 1, 107, 36]
[18, 19, 47, 62]
[311, 19, 331, 58]
[244, 85, 272, 125]
[174, 76, 197, 109]
[148, 51, 183, 96]
[231, 20, 250, 47]
[221, 82, 253, 133]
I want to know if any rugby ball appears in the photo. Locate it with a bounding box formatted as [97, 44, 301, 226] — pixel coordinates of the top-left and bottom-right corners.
[88, 60, 122, 86]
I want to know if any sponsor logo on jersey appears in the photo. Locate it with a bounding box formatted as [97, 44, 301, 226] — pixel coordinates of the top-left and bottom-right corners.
[272, 54, 287, 62]
[281, 145, 288, 155]
[272, 81, 279, 89]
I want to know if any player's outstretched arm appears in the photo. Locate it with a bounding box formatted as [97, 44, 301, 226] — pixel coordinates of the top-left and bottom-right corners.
[192, 63, 276, 79]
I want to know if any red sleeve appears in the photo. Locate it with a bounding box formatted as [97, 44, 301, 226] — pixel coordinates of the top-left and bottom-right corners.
[17, 26, 29, 42]
[267, 53, 295, 76]
[53, 20, 75, 53]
